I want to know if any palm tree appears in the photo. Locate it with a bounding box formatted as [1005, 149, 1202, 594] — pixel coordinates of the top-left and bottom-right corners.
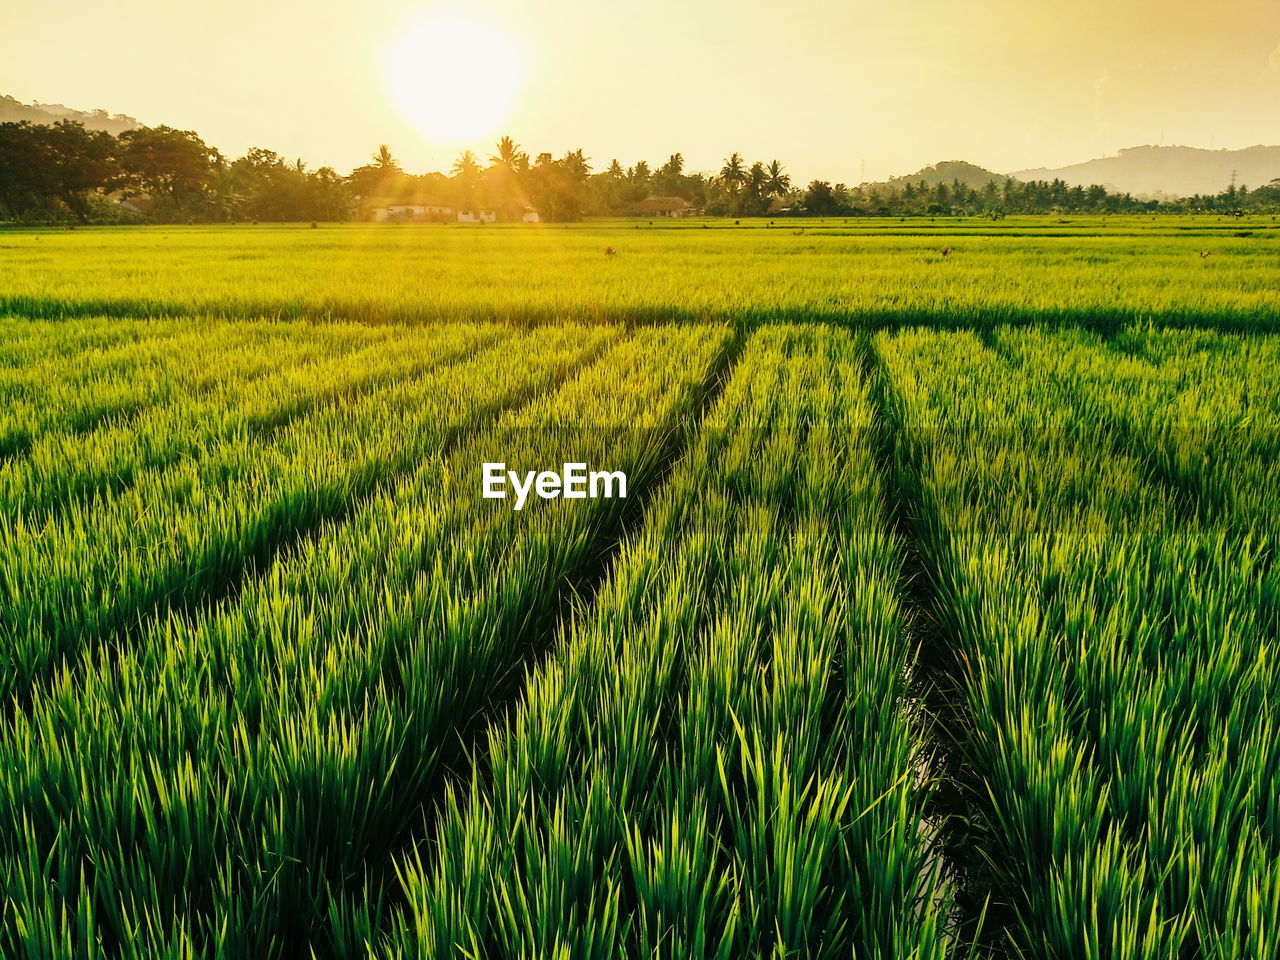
[560, 148, 591, 182]
[451, 150, 483, 211]
[489, 136, 528, 171]
[765, 160, 791, 198]
[719, 152, 746, 188]
[744, 162, 768, 215]
[452, 150, 481, 179]
[488, 136, 530, 216]
[374, 144, 399, 171]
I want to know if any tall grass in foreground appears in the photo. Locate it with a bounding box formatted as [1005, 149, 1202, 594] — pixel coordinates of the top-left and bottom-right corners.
[383, 325, 949, 959]
[0, 323, 596, 704]
[877, 329, 1278, 959]
[0, 321, 503, 520]
[0, 315, 210, 368]
[999, 325, 1280, 536]
[0, 326, 727, 958]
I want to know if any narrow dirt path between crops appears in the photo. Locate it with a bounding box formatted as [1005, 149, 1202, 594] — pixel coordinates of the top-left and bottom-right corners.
[863, 332, 1013, 959]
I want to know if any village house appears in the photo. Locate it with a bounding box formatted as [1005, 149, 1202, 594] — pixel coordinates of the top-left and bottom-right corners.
[368, 195, 541, 224]
[458, 204, 541, 224]
[368, 194, 455, 222]
[632, 196, 692, 218]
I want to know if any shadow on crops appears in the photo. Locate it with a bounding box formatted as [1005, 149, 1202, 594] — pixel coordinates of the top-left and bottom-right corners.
[3, 294, 1279, 336]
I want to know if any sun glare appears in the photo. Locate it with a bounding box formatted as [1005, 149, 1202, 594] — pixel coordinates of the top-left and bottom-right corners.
[386, 10, 523, 145]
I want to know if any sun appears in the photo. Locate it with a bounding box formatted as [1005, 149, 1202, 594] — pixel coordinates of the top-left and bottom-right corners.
[386, 10, 523, 145]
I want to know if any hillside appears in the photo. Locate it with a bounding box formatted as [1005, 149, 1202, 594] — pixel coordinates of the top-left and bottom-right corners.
[0, 94, 141, 135]
[880, 160, 1007, 189]
[1013, 144, 1280, 198]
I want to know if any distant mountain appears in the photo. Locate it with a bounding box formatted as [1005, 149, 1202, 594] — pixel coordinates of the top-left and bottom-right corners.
[880, 160, 1008, 190]
[0, 95, 141, 136]
[1013, 145, 1280, 198]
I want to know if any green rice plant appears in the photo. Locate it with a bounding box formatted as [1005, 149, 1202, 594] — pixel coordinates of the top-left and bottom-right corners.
[876, 328, 1279, 960]
[0, 321, 506, 521]
[0, 325, 726, 958]
[2, 223, 1279, 960]
[0, 315, 207, 368]
[0, 318, 394, 454]
[1, 220, 1278, 331]
[0, 322, 288, 457]
[384, 325, 949, 960]
[997, 325, 1280, 535]
[0, 324, 612, 704]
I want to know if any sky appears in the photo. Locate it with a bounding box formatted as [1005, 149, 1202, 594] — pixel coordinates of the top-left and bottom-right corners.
[4, 0, 1279, 184]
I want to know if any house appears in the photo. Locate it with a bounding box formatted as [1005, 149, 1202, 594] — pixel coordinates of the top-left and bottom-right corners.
[633, 196, 692, 218]
[369, 195, 454, 222]
[491, 201, 541, 223]
[371, 197, 540, 224]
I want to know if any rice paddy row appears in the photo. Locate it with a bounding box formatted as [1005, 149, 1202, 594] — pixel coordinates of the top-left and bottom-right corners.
[1, 313, 1276, 958]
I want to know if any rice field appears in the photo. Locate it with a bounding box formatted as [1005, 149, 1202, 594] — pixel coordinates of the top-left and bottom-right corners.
[1, 218, 1277, 959]
[2, 216, 1279, 329]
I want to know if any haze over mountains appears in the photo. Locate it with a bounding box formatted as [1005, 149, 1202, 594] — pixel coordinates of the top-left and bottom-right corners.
[1013, 145, 1280, 198]
[0, 95, 140, 136]
[880, 148, 1280, 199]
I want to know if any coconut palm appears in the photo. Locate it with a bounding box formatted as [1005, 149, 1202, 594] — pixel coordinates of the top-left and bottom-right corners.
[765, 160, 791, 198]
[452, 150, 482, 179]
[719, 152, 746, 187]
[660, 153, 685, 178]
[742, 162, 769, 215]
[560, 148, 591, 182]
[489, 136, 528, 172]
[374, 144, 399, 171]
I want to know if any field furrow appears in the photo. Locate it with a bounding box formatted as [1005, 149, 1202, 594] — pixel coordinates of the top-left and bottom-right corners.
[0, 325, 610, 706]
[382, 325, 949, 960]
[0, 325, 730, 958]
[0, 321, 507, 521]
[999, 326, 1280, 536]
[0, 319, 405, 461]
[876, 329, 1279, 959]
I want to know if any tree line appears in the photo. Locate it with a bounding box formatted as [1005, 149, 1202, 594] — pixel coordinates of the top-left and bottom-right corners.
[2, 118, 1277, 223]
[796, 176, 1280, 217]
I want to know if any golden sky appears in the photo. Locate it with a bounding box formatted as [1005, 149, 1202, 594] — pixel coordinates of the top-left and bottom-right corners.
[5, 0, 1278, 183]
